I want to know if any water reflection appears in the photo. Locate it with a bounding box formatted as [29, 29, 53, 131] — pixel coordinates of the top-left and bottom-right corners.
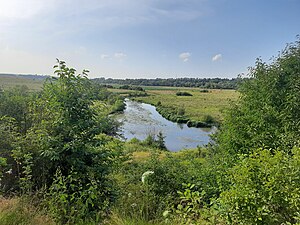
[117, 99, 215, 151]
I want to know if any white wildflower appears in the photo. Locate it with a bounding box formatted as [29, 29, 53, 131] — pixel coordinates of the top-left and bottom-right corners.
[141, 171, 154, 184]
[131, 203, 137, 208]
[6, 169, 12, 174]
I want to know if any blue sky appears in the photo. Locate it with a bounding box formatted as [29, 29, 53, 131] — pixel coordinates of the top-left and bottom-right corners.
[0, 0, 299, 78]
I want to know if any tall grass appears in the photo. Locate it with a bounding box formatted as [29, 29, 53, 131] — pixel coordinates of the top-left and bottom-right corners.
[0, 197, 54, 225]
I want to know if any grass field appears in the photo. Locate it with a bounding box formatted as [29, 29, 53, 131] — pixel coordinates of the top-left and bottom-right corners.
[0, 75, 44, 91]
[133, 87, 239, 123]
[0, 75, 238, 124]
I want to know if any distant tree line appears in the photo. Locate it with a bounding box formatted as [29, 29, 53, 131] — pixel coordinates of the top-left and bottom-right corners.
[93, 77, 241, 89]
[0, 73, 50, 80]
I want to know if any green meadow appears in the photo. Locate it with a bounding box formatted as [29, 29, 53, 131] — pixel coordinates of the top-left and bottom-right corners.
[0, 75, 44, 91]
[133, 87, 239, 123]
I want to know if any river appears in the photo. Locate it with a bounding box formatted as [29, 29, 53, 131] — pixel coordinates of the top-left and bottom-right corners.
[117, 99, 215, 151]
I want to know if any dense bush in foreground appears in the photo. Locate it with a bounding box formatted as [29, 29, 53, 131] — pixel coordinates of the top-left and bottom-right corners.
[0, 60, 125, 224]
[219, 148, 300, 224]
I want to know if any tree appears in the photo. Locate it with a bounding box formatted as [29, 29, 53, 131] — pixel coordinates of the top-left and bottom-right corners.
[12, 60, 123, 223]
[0, 85, 34, 134]
[215, 38, 300, 155]
[156, 131, 167, 150]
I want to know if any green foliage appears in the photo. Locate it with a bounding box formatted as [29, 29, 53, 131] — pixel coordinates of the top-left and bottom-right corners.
[30, 60, 124, 222]
[108, 211, 166, 225]
[219, 148, 300, 224]
[0, 198, 54, 225]
[216, 38, 300, 155]
[176, 91, 193, 96]
[0, 60, 125, 223]
[113, 152, 187, 222]
[203, 115, 215, 124]
[111, 99, 126, 113]
[91, 101, 120, 136]
[0, 85, 35, 133]
[155, 105, 189, 124]
[94, 77, 239, 89]
[142, 132, 167, 150]
[156, 132, 166, 150]
[46, 169, 109, 224]
[186, 120, 212, 128]
[199, 89, 209, 93]
[128, 91, 149, 97]
[0, 116, 20, 193]
[113, 146, 231, 224]
[0, 157, 7, 185]
[119, 85, 145, 92]
[134, 88, 237, 125]
[174, 183, 204, 224]
[12, 150, 33, 194]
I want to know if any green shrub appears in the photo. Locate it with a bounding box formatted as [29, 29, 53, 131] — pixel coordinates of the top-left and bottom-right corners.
[111, 99, 126, 113]
[216, 38, 300, 155]
[199, 89, 209, 93]
[176, 92, 193, 96]
[46, 169, 109, 224]
[203, 114, 215, 124]
[173, 183, 205, 224]
[142, 132, 167, 150]
[219, 148, 300, 224]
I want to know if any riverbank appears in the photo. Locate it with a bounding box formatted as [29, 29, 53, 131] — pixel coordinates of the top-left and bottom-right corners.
[128, 88, 238, 128]
[136, 100, 214, 128]
[117, 99, 214, 151]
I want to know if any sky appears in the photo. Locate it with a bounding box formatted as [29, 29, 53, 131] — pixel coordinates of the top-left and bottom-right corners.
[0, 0, 299, 79]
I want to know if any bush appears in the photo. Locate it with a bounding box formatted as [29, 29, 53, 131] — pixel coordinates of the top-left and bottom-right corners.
[199, 89, 209, 93]
[216, 38, 300, 155]
[176, 92, 193, 96]
[219, 148, 300, 224]
[111, 99, 126, 113]
[142, 132, 167, 150]
[203, 114, 215, 124]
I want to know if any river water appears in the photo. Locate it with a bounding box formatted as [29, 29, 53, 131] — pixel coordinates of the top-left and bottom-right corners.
[117, 99, 215, 151]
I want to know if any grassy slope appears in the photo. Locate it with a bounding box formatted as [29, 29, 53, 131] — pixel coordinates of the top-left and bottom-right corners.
[133, 87, 238, 123]
[0, 75, 44, 91]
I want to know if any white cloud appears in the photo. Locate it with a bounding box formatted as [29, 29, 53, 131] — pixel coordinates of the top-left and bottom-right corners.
[114, 52, 127, 60]
[179, 52, 191, 62]
[0, 0, 207, 28]
[100, 54, 110, 59]
[0, 0, 57, 21]
[212, 54, 222, 62]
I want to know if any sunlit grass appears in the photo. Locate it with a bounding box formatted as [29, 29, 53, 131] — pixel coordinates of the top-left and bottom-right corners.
[134, 88, 239, 122]
[0, 197, 54, 225]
